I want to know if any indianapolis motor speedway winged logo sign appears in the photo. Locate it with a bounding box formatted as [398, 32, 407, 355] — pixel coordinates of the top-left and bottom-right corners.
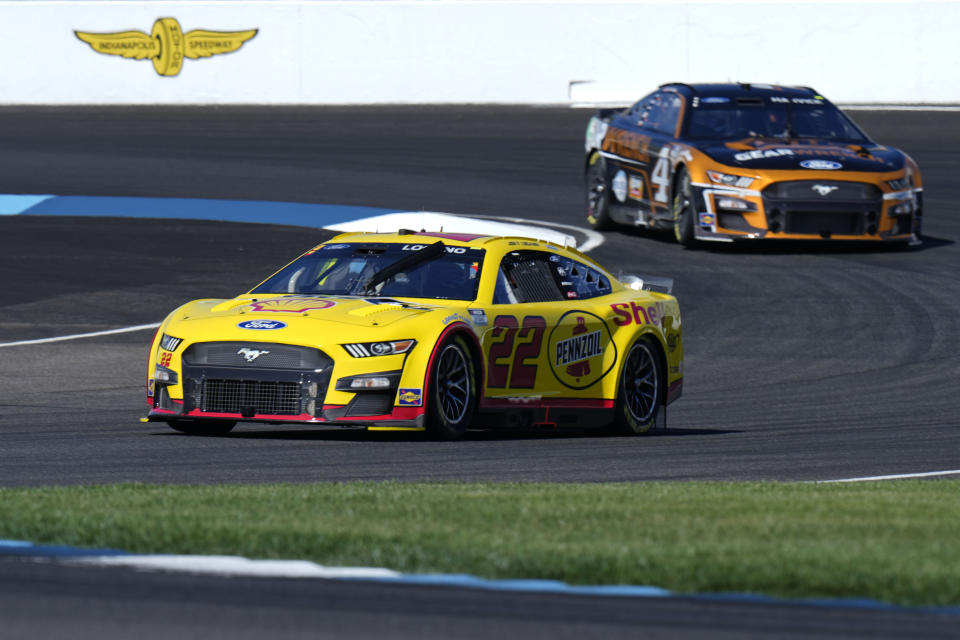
[75, 17, 257, 77]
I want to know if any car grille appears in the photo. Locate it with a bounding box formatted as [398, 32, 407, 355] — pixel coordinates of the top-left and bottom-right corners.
[181, 342, 333, 418]
[200, 379, 301, 415]
[762, 180, 882, 237]
[184, 342, 328, 369]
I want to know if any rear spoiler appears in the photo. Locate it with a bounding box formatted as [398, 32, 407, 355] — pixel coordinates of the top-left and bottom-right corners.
[620, 274, 675, 295]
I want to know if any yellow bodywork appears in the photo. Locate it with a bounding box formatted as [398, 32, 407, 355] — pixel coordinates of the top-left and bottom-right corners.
[146, 232, 683, 429]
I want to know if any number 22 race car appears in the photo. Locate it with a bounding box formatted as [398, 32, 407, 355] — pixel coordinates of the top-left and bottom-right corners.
[145, 231, 683, 439]
[585, 82, 923, 245]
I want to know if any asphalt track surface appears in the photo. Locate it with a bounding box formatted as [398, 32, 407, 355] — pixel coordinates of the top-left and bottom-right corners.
[1, 106, 959, 638]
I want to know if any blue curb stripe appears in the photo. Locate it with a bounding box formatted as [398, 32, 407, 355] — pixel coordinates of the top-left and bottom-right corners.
[0, 194, 400, 228]
[4, 539, 959, 614]
[0, 539, 131, 558]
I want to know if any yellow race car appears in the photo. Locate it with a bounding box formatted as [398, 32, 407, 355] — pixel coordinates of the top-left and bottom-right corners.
[145, 231, 683, 439]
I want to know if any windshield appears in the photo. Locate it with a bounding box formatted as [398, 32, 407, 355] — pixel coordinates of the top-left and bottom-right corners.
[251, 242, 485, 301]
[685, 97, 869, 142]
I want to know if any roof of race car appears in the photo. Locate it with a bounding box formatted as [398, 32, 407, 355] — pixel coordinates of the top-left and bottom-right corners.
[320, 230, 599, 268]
[323, 230, 567, 249]
[659, 82, 823, 99]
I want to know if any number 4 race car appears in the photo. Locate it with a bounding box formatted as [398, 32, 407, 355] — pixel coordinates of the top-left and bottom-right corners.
[144, 231, 683, 440]
[585, 82, 923, 246]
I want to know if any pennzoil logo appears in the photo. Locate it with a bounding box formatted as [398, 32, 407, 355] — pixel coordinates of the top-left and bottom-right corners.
[547, 310, 617, 390]
[75, 17, 258, 77]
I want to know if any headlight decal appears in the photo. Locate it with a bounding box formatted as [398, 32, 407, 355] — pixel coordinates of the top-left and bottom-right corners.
[160, 333, 183, 352]
[343, 340, 416, 358]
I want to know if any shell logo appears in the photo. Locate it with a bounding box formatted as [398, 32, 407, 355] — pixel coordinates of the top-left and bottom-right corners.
[547, 311, 617, 390]
[246, 297, 337, 313]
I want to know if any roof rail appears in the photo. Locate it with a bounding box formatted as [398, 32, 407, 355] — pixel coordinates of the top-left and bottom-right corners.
[659, 82, 697, 93]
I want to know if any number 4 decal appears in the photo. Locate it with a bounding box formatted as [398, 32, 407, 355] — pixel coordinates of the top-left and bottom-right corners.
[652, 147, 671, 203]
[486, 315, 547, 389]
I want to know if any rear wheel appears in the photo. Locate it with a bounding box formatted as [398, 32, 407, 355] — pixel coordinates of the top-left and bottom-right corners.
[673, 168, 697, 247]
[586, 152, 615, 230]
[167, 419, 236, 436]
[612, 337, 662, 435]
[426, 335, 477, 440]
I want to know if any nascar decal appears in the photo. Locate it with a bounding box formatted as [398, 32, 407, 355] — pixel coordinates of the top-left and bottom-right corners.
[547, 311, 617, 390]
[247, 297, 336, 313]
[75, 18, 258, 77]
[398, 388, 423, 406]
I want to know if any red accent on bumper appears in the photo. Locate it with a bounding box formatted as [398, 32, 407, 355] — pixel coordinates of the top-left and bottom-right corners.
[479, 397, 615, 409]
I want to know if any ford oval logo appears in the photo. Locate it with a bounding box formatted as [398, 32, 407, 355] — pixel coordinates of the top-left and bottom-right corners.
[800, 159, 842, 170]
[238, 319, 287, 330]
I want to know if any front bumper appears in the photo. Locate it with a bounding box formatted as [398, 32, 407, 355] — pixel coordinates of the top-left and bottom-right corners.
[146, 340, 426, 429]
[690, 180, 922, 243]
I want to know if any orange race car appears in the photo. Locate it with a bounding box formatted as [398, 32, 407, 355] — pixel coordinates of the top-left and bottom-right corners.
[585, 83, 922, 246]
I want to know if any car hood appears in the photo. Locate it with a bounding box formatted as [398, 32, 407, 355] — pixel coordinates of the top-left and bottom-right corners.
[166, 295, 451, 339]
[694, 138, 905, 173]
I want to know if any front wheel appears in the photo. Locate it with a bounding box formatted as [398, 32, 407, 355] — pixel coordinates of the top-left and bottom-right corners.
[167, 419, 236, 436]
[672, 168, 697, 247]
[426, 335, 477, 440]
[611, 337, 662, 435]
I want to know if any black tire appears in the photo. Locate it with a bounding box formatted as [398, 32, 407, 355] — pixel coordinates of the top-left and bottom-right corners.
[672, 168, 697, 247]
[426, 335, 477, 440]
[167, 419, 236, 436]
[585, 152, 615, 230]
[611, 337, 662, 435]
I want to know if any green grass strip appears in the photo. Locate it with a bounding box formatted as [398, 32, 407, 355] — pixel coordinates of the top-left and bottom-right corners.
[1, 481, 958, 607]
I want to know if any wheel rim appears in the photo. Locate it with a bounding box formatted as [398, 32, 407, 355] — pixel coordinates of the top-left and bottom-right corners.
[623, 342, 659, 423]
[436, 344, 470, 424]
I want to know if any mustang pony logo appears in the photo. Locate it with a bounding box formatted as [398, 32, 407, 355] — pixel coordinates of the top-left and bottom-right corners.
[237, 348, 270, 363]
[75, 17, 257, 77]
[811, 184, 839, 196]
[247, 297, 337, 313]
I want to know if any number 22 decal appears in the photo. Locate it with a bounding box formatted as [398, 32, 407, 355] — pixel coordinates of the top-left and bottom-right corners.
[486, 315, 546, 388]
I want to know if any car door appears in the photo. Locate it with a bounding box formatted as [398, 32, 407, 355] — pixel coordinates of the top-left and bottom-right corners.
[480, 250, 618, 403]
[605, 90, 685, 226]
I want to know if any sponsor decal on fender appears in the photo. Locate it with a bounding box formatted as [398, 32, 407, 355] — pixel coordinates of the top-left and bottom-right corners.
[547, 311, 617, 390]
[610, 301, 667, 327]
[628, 174, 645, 200]
[247, 297, 336, 313]
[398, 388, 422, 406]
[75, 17, 257, 77]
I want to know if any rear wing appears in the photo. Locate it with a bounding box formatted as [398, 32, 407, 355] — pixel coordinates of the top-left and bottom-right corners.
[620, 274, 675, 295]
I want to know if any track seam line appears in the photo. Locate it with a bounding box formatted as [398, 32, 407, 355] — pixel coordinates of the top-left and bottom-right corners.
[817, 469, 960, 483]
[0, 323, 160, 348]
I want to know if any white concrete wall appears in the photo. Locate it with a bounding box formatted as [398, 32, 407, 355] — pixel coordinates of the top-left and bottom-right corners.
[2, 0, 958, 105]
